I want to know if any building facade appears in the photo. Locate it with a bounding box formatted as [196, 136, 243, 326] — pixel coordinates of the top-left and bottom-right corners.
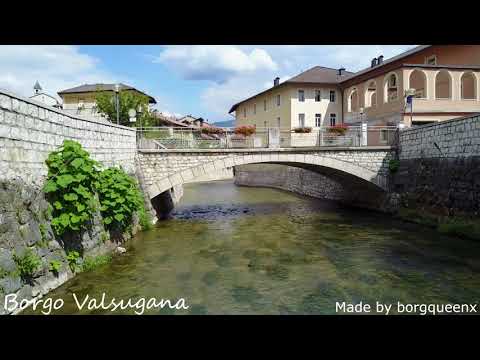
[230, 45, 480, 129]
[58, 83, 156, 120]
[232, 71, 348, 131]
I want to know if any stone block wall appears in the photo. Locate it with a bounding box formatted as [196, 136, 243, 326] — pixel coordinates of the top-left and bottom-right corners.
[396, 114, 480, 216]
[399, 114, 480, 160]
[0, 88, 137, 185]
[234, 164, 346, 201]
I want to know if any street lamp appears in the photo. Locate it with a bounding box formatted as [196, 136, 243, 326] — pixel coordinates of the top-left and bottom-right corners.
[114, 83, 120, 125]
[405, 88, 416, 126]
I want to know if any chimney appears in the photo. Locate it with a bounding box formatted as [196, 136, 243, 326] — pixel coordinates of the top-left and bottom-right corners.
[274, 77, 280, 86]
[337, 67, 346, 76]
[378, 55, 384, 64]
[371, 58, 378, 68]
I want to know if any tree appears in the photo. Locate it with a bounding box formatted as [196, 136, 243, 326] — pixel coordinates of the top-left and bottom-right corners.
[95, 89, 157, 127]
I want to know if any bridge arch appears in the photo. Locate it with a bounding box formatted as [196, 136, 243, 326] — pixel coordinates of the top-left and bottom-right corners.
[145, 152, 389, 201]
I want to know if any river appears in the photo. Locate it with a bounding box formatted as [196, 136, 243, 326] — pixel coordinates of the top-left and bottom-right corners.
[23, 180, 480, 315]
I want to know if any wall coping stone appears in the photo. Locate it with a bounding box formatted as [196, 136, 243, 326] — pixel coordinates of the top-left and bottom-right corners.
[400, 113, 480, 134]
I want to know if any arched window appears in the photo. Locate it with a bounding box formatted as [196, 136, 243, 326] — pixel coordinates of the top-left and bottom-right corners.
[409, 69, 427, 98]
[435, 71, 451, 99]
[461, 72, 477, 100]
[348, 88, 359, 112]
[384, 73, 398, 102]
[365, 81, 377, 108]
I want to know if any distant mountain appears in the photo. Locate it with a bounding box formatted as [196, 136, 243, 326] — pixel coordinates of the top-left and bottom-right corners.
[212, 119, 235, 128]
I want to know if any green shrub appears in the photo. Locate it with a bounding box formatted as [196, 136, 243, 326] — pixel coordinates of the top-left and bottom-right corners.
[388, 159, 400, 173]
[43, 140, 100, 236]
[81, 255, 112, 272]
[66, 251, 80, 272]
[49, 260, 62, 274]
[0, 267, 8, 279]
[37, 224, 49, 248]
[13, 248, 42, 280]
[96, 167, 145, 231]
[138, 207, 153, 231]
[100, 231, 109, 243]
[43, 140, 151, 239]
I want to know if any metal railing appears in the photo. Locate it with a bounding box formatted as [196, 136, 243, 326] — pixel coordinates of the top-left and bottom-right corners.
[136, 126, 398, 150]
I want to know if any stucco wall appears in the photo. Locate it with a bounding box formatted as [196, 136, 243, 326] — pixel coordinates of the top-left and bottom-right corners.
[235, 83, 342, 129]
[0, 88, 137, 185]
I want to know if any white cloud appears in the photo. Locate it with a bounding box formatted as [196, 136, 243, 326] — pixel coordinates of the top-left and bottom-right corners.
[155, 45, 278, 84]
[0, 45, 117, 101]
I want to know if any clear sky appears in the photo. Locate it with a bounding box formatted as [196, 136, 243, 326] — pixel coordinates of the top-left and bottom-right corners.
[0, 45, 416, 123]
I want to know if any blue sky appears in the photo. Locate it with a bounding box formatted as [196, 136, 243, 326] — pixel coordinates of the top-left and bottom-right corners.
[0, 45, 416, 122]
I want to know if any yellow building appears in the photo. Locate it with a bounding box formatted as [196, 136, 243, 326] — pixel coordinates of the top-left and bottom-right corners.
[58, 83, 156, 120]
[230, 68, 349, 130]
[230, 45, 480, 129]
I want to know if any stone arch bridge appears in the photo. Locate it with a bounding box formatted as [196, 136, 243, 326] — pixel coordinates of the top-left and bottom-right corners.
[136, 147, 395, 215]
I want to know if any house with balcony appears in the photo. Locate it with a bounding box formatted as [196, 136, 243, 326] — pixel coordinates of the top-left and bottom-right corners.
[58, 83, 156, 120]
[342, 45, 480, 127]
[229, 45, 480, 146]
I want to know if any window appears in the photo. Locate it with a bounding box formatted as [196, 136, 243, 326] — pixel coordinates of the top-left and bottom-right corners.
[243, 107, 246, 118]
[425, 55, 437, 65]
[388, 74, 397, 87]
[329, 90, 336, 102]
[385, 73, 398, 102]
[298, 113, 305, 127]
[380, 130, 388, 143]
[298, 90, 305, 102]
[276, 94, 281, 106]
[329, 113, 336, 126]
[253, 103, 256, 114]
[315, 90, 321, 102]
[277, 117, 281, 128]
[315, 113, 322, 127]
[264, 99, 267, 111]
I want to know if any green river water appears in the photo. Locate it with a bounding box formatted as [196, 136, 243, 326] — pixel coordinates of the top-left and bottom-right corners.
[24, 180, 480, 315]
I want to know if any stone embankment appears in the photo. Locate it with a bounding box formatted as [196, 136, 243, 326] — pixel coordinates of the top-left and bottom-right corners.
[0, 89, 142, 314]
[395, 114, 480, 217]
